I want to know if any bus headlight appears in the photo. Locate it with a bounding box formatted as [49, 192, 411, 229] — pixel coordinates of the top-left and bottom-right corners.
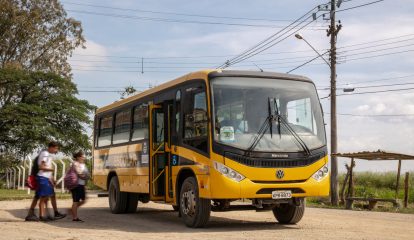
[312, 164, 329, 181]
[213, 161, 245, 182]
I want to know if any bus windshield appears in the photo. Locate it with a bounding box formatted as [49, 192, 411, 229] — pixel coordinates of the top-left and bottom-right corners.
[211, 77, 326, 153]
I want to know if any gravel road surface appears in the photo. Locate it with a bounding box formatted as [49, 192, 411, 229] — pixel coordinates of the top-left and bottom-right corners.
[0, 196, 413, 240]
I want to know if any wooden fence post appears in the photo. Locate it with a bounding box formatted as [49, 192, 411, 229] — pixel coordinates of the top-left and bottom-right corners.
[404, 172, 409, 208]
[395, 160, 402, 199]
[340, 164, 350, 204]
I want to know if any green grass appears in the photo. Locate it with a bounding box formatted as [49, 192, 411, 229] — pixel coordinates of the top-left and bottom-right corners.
[308, 171, 414, 214]
[0, 189, 71, 201]
[338, 171, 414, 202]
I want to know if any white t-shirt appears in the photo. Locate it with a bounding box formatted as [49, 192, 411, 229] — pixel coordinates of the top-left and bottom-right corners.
[73, 161, 89, 185]
[37, 150, 53, 179]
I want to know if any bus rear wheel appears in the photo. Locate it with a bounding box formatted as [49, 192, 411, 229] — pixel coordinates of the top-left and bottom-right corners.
[272, 198, 305, 224]
[179, 177, 211, 228]
[109, 176, 128, 214]
[125, 193, 139, 213]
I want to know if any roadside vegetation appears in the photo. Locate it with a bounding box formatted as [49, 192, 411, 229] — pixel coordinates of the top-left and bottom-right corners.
[308, 171, 414, 214]
[0, 189, 71, 201]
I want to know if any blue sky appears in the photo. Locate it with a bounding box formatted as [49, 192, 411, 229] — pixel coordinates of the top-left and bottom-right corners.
[63, 0, 414, 172]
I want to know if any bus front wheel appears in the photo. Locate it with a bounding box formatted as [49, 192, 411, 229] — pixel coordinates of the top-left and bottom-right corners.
[179, 177, 211, 228]
[108, 176, 128, 214]
[272, 198, 305, 224]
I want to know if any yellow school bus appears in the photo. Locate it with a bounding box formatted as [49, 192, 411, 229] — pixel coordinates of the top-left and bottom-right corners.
[93, 69, 329, 228]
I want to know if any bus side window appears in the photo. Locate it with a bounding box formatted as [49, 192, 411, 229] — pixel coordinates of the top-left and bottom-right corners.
[172, 90, 181, 145]
[183, 86, 208, 153]
[98, 115, 112, 147]
[113, 110, 131, 144]
[132, 103, 149, 141]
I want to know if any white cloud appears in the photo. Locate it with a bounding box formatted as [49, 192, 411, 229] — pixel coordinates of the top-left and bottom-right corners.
[356, 104, 370, 111]
[69, 40, 110, 70]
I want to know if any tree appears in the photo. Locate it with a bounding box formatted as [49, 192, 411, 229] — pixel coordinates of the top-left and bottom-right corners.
[0, 0, 85, 76]
[120, 86, 137, 99]
[0, 67, 96, 158]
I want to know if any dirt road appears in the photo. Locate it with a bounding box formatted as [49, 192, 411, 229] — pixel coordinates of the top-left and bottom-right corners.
[0, 196, 413, 240]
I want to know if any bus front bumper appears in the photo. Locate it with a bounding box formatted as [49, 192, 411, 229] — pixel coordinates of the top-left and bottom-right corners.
[207, 169, 330, 199]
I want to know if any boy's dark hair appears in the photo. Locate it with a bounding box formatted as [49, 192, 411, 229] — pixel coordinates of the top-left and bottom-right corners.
[73, 150, 84, 159]
[48, 141, 60, 148]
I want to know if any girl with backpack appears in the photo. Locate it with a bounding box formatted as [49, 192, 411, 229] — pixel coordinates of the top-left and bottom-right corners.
[68, 151, 90, 222]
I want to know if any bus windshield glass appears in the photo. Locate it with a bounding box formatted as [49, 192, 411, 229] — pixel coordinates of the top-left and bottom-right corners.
[211, 77, 326, 153]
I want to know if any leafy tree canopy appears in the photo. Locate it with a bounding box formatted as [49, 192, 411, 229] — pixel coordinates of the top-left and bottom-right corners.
[0, 67, 96, 158]
[0, 0, 85, 76]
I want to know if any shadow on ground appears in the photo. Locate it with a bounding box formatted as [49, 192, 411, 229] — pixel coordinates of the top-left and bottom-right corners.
[4, 206, 297, 233]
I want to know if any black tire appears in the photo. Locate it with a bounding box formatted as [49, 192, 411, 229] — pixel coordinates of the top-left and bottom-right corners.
[272, 198, 305, 224]
[108, 176, 128, 214]
[125, 193, 139, 213]
[179, 177, 211, 228]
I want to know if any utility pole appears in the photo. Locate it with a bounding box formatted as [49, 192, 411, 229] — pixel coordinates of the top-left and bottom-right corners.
[327, 0, 342, 206]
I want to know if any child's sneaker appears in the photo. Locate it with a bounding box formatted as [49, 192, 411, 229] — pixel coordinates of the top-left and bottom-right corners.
[25, 214, 39, 222]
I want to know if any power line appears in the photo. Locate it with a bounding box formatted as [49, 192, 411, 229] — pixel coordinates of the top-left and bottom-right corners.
[339, 43, 414, 58]
[287, 51, 330, 73]
[72, 68, 184, 73]
[78, 90, 123, 93]
[217, 6, 322, 68]
[348, 82, 414, 89]
[63, 1, 296, 23]
[66, 9, 327, 29]
[70, 40, 414, 67]
[278, 45, 414, 73]
[218, 0, 386, 68]
[69, 36, 414, 65]
[336, 0, 385, 13]
[344, 49, 414, 62]
[70, 33, 414, 61]
[69, 54, 318, 65]
[70, 46, 412, 72]
[78, 86, 149, 89]
[336, 87, 414, 96]
[72, 49, 319, 59]
[338, 34, 414, 50]
[338, 38, 414, 54]
[325, 112, 414, 117]
[318, 82, 414, 90]
[70, 34, 414, 72]
[336, 74, 414, 87]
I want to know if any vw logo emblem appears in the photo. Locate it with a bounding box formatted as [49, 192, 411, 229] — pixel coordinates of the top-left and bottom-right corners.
[276, 169, 285, 179]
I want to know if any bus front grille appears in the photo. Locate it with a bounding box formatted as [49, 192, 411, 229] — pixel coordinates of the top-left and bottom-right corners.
[224, 151, 324, 168]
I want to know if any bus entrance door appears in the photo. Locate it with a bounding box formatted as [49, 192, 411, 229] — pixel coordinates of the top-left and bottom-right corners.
[149, 103, 174, 203]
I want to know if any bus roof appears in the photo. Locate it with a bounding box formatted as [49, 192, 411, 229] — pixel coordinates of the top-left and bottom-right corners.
[95, 69, 311, 114]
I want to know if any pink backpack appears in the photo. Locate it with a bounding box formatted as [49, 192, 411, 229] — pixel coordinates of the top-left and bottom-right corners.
[64, 165, 78, 190]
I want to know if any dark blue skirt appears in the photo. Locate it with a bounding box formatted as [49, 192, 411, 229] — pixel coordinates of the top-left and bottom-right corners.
[35, 176, 54, 197]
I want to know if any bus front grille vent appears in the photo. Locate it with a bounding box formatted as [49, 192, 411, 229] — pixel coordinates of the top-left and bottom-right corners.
[256, 188, 305, 194]
[224, 152, 324, 168]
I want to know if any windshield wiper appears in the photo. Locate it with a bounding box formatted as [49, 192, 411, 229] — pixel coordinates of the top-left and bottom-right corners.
[271, 98, 282, 139]
[245, 98, 312, 157]
[245, 99, 272, 155]
[272, 98, 311, 156]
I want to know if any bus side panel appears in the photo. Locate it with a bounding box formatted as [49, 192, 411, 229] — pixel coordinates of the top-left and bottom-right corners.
[170, 146, 212, 201]
[93, 142, 150, 193]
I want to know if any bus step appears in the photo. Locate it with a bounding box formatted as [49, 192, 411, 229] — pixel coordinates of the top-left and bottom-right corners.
[97, 192, 109, 197]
